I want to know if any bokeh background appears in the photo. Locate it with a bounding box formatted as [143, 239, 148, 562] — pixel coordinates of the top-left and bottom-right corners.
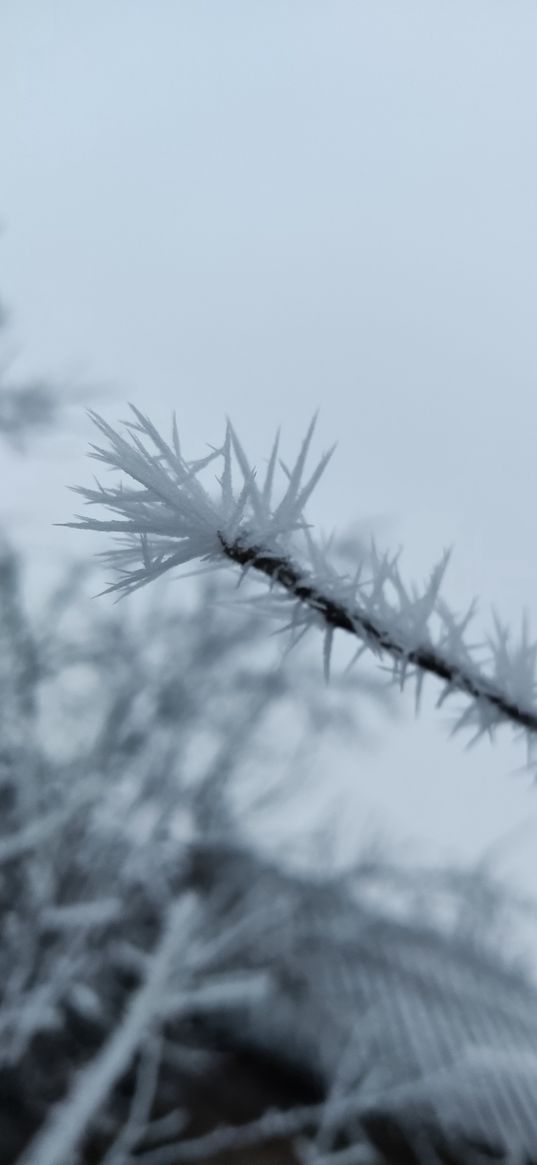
[2, 1, 537, 893]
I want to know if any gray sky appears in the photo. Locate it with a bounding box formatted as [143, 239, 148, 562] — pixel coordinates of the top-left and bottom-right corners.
[2, 2, 537, 894]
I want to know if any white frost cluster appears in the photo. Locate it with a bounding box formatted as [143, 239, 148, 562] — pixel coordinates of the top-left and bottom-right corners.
[69, 408, 537, 762]
[69, 409, 333, 589]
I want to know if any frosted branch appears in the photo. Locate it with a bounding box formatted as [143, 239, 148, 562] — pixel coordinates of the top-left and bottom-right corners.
[20, 895, 197, 1165]
[68, 409, 537, 761]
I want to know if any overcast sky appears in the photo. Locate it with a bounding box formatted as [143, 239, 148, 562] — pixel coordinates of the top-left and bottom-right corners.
[2, 2, 537, 898]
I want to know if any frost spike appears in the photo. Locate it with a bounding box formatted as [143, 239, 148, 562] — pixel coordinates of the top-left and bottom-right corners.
[323, 626, 334, 683]
[262, 428, 280, 509]
[273, 413, 319, 526]
[227, 421, 264, 526]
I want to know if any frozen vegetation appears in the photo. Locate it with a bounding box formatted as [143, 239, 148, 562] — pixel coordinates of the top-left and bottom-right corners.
[2, 378, 537, 1162]
[72, 408, 537, 762]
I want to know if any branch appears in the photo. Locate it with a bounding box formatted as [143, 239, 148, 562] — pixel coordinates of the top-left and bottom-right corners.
[219, 533, 537, 739]
[19, 896, 196, 1165]
[66, 409, 537, 762]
